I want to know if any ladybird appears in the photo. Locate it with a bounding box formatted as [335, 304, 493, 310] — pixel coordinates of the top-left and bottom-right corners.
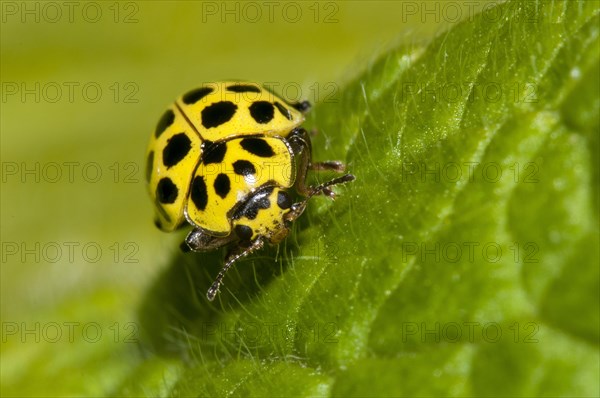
[146, 81, 354, 301]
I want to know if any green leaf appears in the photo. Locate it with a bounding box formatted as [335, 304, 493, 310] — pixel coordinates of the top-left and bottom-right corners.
[132, 1, 599, 396]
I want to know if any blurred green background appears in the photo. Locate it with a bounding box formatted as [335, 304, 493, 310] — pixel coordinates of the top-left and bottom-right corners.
[1, 1, 486, 394]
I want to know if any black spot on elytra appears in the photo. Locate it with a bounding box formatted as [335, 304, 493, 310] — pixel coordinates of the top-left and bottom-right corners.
[182, 87, 213, 105]
[235, 224, 253, 241]
[155, 109, 175, 138]
[249, 101, 275, 124]
[277, 191, 292, 209]
[156, 177, 178, 204]
[162, 133, 192, 168]
[145, 151, 154, 183]
[191, 176, 208, 211]
[240, 137, 275, 157]
[214, 174, 231, 198]
[201, 101, 237, 128]
[227, 84, 261, 93]
[202, 142, 227, 164]
[232, 160, 256, 176]
[274, 102, 292, 120]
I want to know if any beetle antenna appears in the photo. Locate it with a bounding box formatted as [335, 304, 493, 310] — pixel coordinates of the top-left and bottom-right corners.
[207, 238, 264, 301]
[308, 174, 356, 199]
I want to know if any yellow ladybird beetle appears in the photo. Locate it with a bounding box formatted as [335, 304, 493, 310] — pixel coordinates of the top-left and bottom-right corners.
[146, 81, 354, 300]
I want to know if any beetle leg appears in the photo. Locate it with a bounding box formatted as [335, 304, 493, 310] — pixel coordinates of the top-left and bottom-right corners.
[310, 160, 346, 172]
[287, 128, 313, 197]
[287, 128, 354, 199]
[303, 130, 345, 172]
[206, 238, 265, 301]
[182, 228, 235, 253]
[290, 100, 311, 113]
[285, 174, 356, 224]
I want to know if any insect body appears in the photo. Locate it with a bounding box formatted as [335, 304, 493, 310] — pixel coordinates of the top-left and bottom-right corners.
[146, 81, 354, 300]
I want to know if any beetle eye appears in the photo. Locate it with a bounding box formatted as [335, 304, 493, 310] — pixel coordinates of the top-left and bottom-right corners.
[277, 191, 292, 210]
[235, 224, 253, 241]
